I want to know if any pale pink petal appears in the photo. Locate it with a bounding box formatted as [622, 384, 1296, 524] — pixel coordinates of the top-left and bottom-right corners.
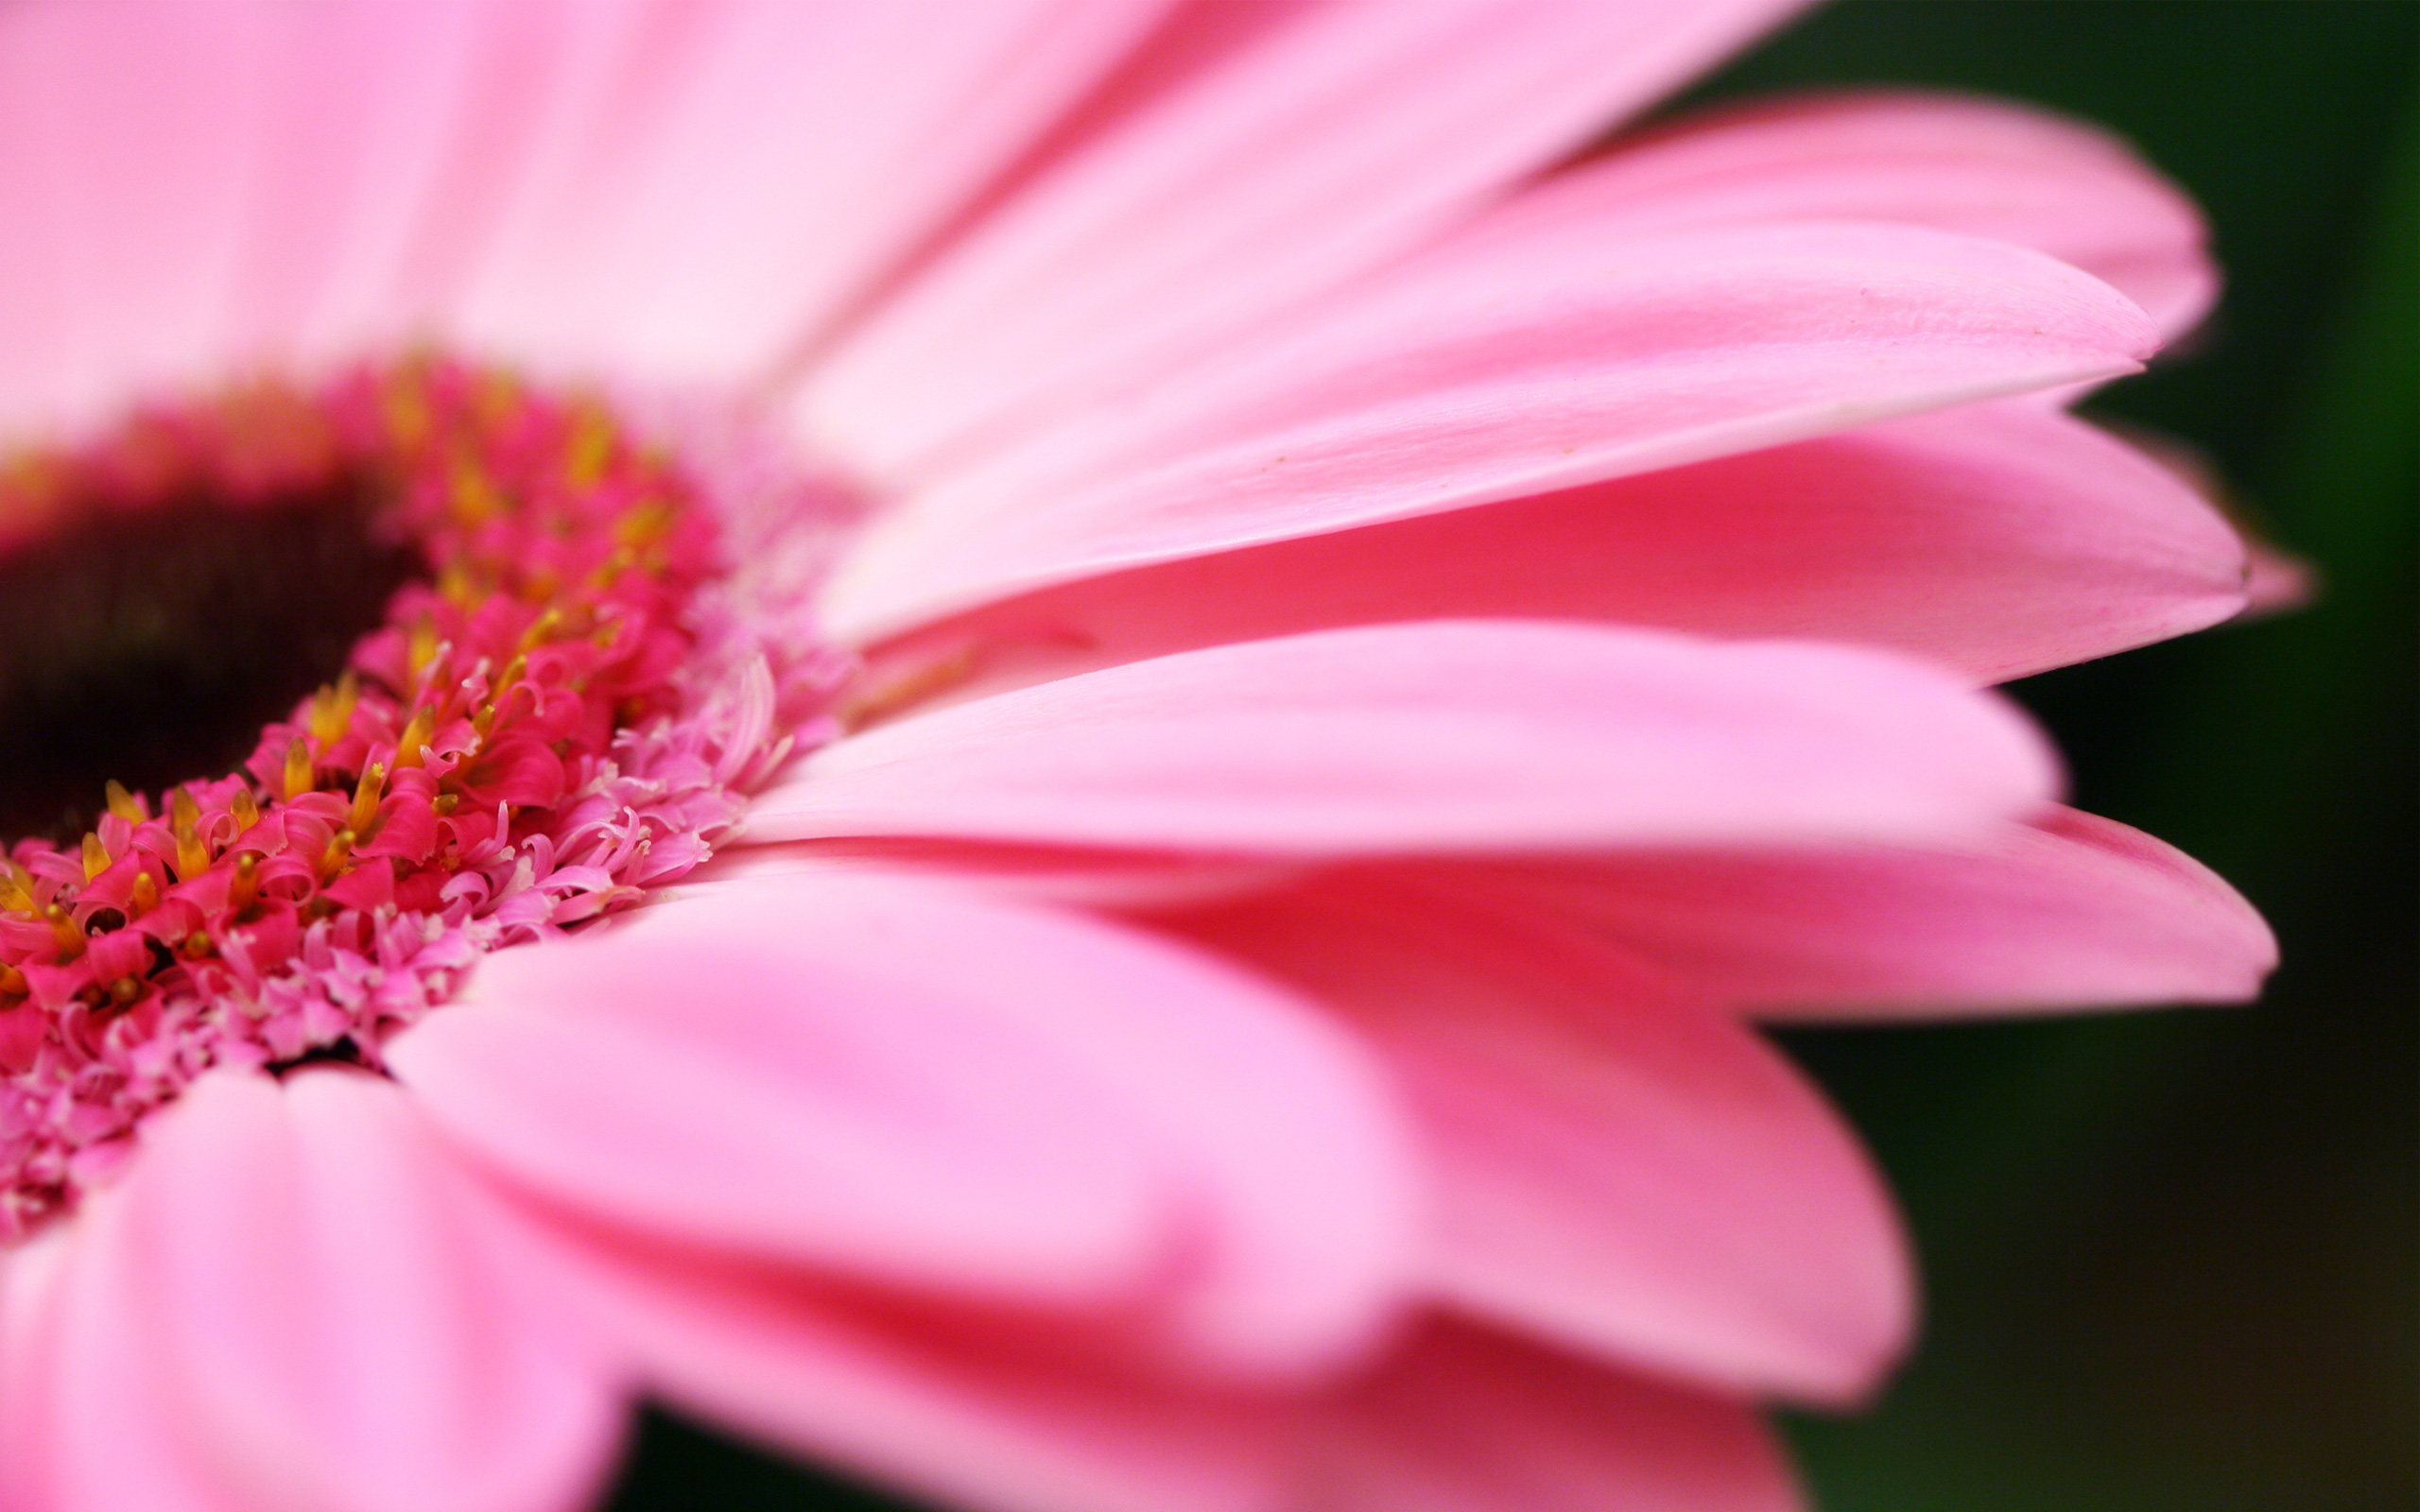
[392, 868, 1419, 1372]
[797, 0, 1807, 484]
[20, 1071, 620, 1512]
[0, 1212, 238, 1512]
[857, 401, 2249, 697]
[1463, 807, 2276, 1018]
[1308, 1318, 1802, 1512]
[820, 222, 2160, 642]
[0, 5, 273, 440]
[519, 1222, 1296, 1512]
[748, 622, 2060, 855]
[1477, 90, 2214, 335]
[1175, 873, 1909, 1404]
[449, 0, 1172, 386]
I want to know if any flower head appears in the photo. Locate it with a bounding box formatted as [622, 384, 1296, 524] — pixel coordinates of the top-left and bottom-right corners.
[0, 6, 2275, 1512]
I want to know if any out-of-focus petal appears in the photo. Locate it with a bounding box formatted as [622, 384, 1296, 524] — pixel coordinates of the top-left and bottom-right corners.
[524, 1227, 1296, 1512]
[449, 0, 1172, 386]
[748, 622, 2060, 855]
[1462, 807, 2276, 1017]
[393, 868, 1420, 1374]
[1306, 1318, 1803, 1512]
[798, 0, 1806, 484]
[1174, 873, 1909, 1404]
[856, 401, 2248, 696]
[1479, 90, 2215, 335]
[819, 222, 2159, 643]
[14, 1071, 620, 1512]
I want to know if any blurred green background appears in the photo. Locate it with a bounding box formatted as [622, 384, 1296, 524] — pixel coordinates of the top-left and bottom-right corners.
[606, 4, 2419, 1509]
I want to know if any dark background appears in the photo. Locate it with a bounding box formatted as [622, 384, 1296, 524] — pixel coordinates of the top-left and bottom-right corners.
[607, 5, 2420, 1508]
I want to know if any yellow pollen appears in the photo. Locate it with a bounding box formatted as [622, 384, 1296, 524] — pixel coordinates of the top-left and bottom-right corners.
[308, 671, 361, 745]
[129, 871, 159, 916]
[79, 833, 109, 883]
[406, 615, 442, 681]
[103, 780, 144, 824]
[170, 789, 210, 880]
[516, 608, 562, 652]
[350, 763, 386, 833]
[392, 706, 435, 768]
[432, 792, 460, 816]
[229, 852, 259, 914]
[283, 737, 315, 799]
[44, 904, 81, 959]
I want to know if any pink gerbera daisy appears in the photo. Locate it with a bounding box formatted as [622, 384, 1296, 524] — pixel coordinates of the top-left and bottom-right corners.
[0, 5, 2276, 1511]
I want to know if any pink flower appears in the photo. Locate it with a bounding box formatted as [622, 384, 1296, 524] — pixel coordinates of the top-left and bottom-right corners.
[0, 5, 2276, 1512]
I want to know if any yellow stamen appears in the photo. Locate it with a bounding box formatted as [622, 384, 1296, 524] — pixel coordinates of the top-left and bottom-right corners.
[79, 833, 109, 883]
[432, 793, 460, 816]
[44, 904, 81, 959]
[406, 615, 441, 681]
[308, 671, 360, 745]
[1, 861, 36, 915]
[516, 607, 562, 653]
[108, 976, 140, 1007]
[1, 963, 26, 997]
[283, 737, 315, 799]
[231, 787, 261, 830]
[129, 871, 159, 916]
[564, 403, 615, 487]
[103, 780, 144, 824]
[170, 789, 210, 881]
[392, 706, 435, 769]
[350, 763, 386, 833]
[229, 852, 259, 914]
[182, 930, 213, 960]
[319, 829, 355, 881]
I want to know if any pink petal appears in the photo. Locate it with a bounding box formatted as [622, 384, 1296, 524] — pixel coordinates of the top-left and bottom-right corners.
[799, 0, 1806, 484]
[858, 401, 2249, 697]
[0, 1213, 236, 1512]
[521, 1222, 1297, 1512]
[748, 622, 2060, 855]
[821, 221, 2161, 642]
[19, 1070, 622, 1512]
[1481, 90, 2215, 336]
[450, 0, 1172, 386]
[1308, 1318, 1802, 1512]
[1464, 807, 2276, 1018]
[1175, 873, 1910, 1404]
[391, 868, 1419, 1372]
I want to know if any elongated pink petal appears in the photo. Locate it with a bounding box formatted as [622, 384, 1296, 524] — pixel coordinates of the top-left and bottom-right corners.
[821, 222, 2160, 642]
[1309, 1318, 1802, 1512]
[1478, 90, 2214, 335]
[749, 622, 2059, 855]
[1462, 807, 2276, 1017]
[19, 1071, 621, 1512]
[858, 402, 2248, 697]
[799, 0, 1805, 484]
[0, 1212, 241, 1512]
[450, 0, 1170, 385]
[392, 869, 1418, 1371]
[1175, 874, 1909, 1404]
[524, 1224, 1296, 1512]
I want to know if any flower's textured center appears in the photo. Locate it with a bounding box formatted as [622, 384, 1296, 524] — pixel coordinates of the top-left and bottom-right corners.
[0, 360, 842, 1242]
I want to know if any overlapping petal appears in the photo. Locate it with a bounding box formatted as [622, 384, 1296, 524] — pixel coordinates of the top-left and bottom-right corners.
[392, 869, 1421, 1374]
[2, 1072, 620, 1512]
[750, 621, 2059, 855]
[856, 401, 2248, 696]
[1174, 872, 1909, 1405]
[820, 219, 2161, 642]
[1453, 807, 2275, 1017]
[798, 0, 1808, 484]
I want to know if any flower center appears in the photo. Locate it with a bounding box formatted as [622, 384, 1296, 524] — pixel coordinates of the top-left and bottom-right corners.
[0, 359, 835, 1243]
